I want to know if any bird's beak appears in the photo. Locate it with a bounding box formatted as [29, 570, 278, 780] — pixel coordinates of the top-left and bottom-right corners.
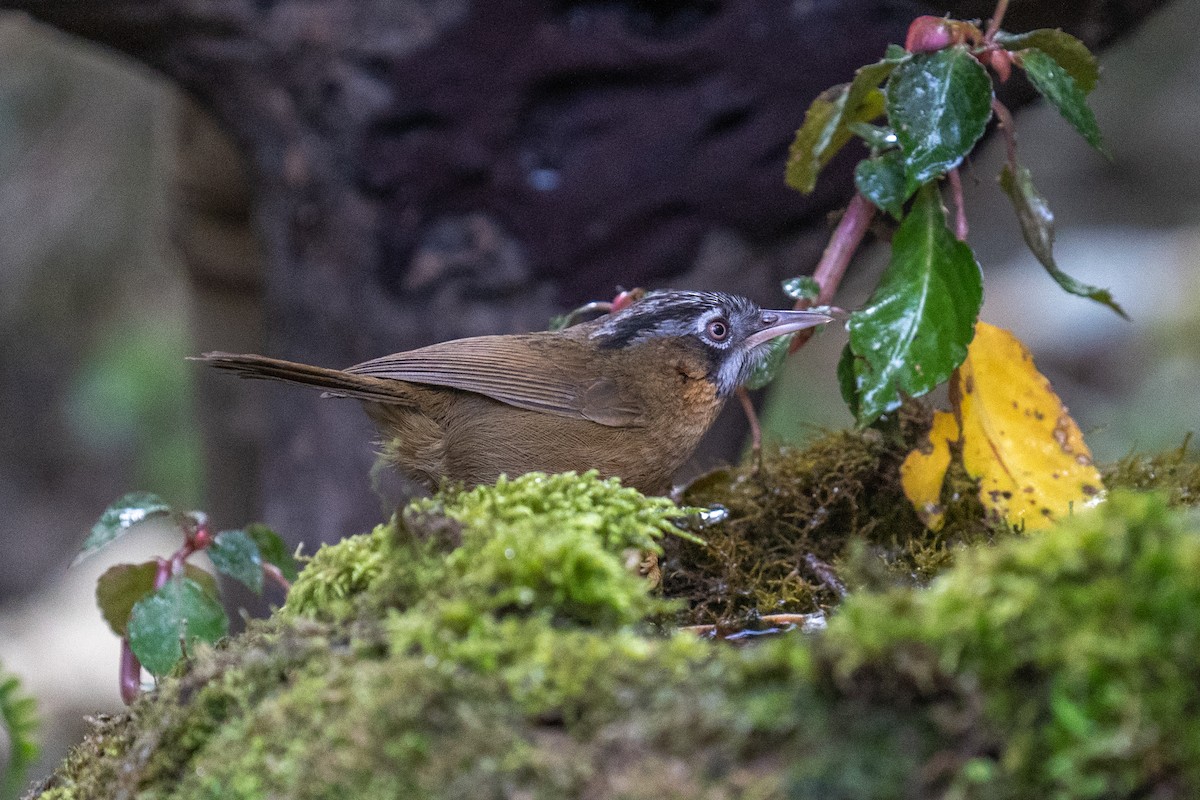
[742, 309, 835, 350]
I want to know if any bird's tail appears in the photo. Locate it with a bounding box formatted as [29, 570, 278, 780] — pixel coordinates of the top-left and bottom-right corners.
[193, 352, 411, 405]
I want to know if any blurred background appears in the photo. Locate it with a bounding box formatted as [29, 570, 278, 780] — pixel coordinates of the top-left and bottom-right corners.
[2, 0, 1199, 786]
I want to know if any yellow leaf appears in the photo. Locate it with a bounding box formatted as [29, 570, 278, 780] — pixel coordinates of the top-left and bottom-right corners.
[901, 410, 959, 530]
[955, 322, 1104, 530]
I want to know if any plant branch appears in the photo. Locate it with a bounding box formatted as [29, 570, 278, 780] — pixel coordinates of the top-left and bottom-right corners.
[948, 169, 968, 241]
[992, 98, 1019, 166]
[736, 386, 763, 465]
[985, 0, 1009, 41]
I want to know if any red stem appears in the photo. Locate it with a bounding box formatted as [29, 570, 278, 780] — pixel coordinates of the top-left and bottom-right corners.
[985, 0, 1009, 41]
[948, 168, 968, 241]
[119, 639, 142, 705]
[262, 562, 292, 592]
[736, 386, 763, 464]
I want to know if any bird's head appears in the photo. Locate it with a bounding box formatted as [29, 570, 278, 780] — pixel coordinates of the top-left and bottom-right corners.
[589, 290, 833, 397]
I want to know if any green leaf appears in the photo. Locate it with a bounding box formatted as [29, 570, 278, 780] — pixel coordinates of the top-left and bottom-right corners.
[786, 59, 896, 194]
[846, 184, 983, 425]
[995, 29, 1098, 93]
[78, 492, 172, 562]
[999, 163, 1126, 318]
[887, 46, 993, 191]
[209, 530, 264, 594]
[743, 334, 794, 391]
[782, 276, 820, 303]
[128, 577, 228, 677]
[1018, 48, 1107, 156]
[848, 122, 897, 151]
[96, 562, 219, 637]
[0, 667, 39, 800]
[246, 523, 300, 582]
[884, 44, 909, 61]
[855, 151, 910, 218]
[836, 343, 861, 420]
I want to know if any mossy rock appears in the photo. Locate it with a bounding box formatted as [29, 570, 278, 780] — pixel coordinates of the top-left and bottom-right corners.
[27, 456, 1200, 799]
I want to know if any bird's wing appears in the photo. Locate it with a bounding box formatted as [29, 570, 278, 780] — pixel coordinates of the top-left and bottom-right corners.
[345, 334, 645, 427]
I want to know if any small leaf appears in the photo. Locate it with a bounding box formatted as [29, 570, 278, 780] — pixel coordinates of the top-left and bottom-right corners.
[837, 343, 862, 421]
[995, 29, 1098, 93]
[246, 523, 300, 582]
[128, 577, 229, 677]
[846, 184, 983, 425]
[999, 163, 1126, 318]
[547, 314, 570, 332]
[1018, 48, 1107, 156]
[855, 151, 910, 218]
[848, 122, 898, 151]
[900, 410, 960, 530]
[78, 492, 172, 562]
[887, 46, 994, 191]
[0, 667, 39, 800]
[743, 334, 794, 391]
[96, 562, 219, 637]
[884, 44, 910, 61]
[786, 59, 896, 194]
[782, 276, 820, 302]
[954, 322, 1104, 530]
[209, 530, 264, 594]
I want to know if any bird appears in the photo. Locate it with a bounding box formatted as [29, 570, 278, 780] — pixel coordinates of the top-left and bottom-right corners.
[196, 290, 831, 495]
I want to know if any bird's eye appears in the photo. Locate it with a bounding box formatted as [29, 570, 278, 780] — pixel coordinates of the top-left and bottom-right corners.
[705, 318, 730, 342]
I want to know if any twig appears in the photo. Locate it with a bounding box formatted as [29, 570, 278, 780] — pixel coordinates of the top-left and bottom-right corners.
[984, 0, 1009, 41]
[789, 192, 875, 353]
[948, 168, 968, 241]
[736, 386, 763, 468]
[804, 553, 847, 599]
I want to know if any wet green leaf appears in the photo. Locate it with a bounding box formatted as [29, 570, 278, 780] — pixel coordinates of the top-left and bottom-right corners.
[887, 46, 993, 191]
[96, 562, 219, 637]
[246, 523, 300, 582]
[128, 577, 228, 677]
[855, 151, 910, 218]
[786, 59, 896, 194]
[743, 334, 794, 391]
[78, 492, 172, 562]
[846, 184, 983, 425]
[210, 530, 264, 594]
[848, 122, 897, 151]
[999, 163, 1126, 318]
[995, 29, 1098, 93]
[782, 276, 820, 302]
[837, 343, 861, 420]
[1018, 48, 1107, 156]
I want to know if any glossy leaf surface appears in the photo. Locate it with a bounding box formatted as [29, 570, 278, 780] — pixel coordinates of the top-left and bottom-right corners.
[887, 46, 992, 191]
[999, 163, 1126, 318]
[1019, 48, 1107, 156]
[782, 276, 820, 303]
[996, 29, 1098, 93]
[855, 151, 909, 218]
[210, 530, 264, 594]
[128, 577, 228, 677]
[846, 185, 982, 425]
[78, 492, 172, 562]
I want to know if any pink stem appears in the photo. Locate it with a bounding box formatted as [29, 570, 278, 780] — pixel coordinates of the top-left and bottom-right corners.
[985, 0, 1009, 41]
[119, 639, 142, 705]
[948, 168, 968, 241]
[262, 562, 292, 592]
[736, 386, 763, 463]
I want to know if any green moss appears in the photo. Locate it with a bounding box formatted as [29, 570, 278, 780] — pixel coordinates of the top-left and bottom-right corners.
[1103, 435, 1200, 506]
[29, 465, 1200, 799]
[666, 414, 1004, 626]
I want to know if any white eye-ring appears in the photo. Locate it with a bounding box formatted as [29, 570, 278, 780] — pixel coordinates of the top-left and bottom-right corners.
[705, 317, 730, 343]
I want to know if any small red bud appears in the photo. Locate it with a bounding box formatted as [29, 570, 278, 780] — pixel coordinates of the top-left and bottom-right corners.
[905, 16, 957, 53]
[979, 48, 1013, 82]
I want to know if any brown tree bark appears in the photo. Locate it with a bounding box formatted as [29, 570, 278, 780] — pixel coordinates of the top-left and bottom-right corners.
[3, 0, 1169, 544]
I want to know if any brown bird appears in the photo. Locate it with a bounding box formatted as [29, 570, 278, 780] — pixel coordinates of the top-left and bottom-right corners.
[197, 291, 831, 494]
